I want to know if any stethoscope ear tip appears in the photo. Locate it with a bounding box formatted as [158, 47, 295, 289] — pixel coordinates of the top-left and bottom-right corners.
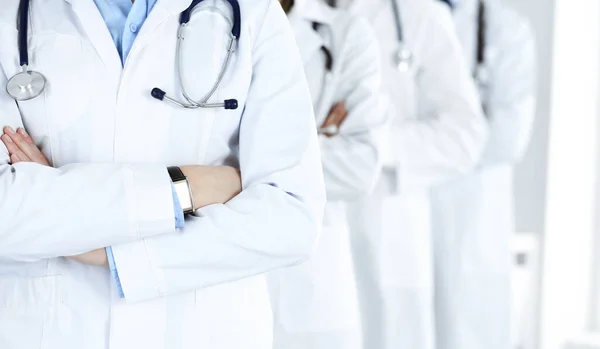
[151, 87, 167, 101]
[224, 99, 238, 110]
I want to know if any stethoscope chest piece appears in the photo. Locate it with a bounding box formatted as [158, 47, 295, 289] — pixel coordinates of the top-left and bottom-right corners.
[6, 68, 46, 101]
[394, 43, 413, 72]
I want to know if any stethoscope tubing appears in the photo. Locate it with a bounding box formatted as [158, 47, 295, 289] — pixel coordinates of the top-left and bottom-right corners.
[153, 0, 241, 110]
[475, 0, 486, 83]
[391, 0, 404, 43]
[18, 0, 30, 67]
[9, 0, 241, 110]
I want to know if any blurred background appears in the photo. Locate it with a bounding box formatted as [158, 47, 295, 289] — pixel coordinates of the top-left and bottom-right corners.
[502, 1, 600, 349]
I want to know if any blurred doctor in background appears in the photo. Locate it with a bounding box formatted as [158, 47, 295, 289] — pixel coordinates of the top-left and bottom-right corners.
[269, 1, 387, 348]
[325, 0, 488, 349]
[431, 1, 536, 349]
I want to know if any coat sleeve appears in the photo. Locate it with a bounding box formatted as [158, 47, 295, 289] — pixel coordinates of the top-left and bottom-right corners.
[0, 67, 175, 262]
[320, 16, 387, 201]
[391, 5, 488, 192]
[479, 15, 536, 166]
[110, 0, 327, 303]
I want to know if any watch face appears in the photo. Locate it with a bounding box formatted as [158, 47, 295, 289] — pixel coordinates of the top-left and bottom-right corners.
[173, 180, 193, 212]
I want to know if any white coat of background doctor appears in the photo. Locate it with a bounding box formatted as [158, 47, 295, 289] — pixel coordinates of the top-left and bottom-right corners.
[327, 0, 488, 348]
[0, 1, 326, 348]
[269, 0, 386, 348]
[431, 1, 536, 349]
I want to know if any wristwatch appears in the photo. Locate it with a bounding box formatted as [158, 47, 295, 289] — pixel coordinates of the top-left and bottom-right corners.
[168, 166, 195, 214]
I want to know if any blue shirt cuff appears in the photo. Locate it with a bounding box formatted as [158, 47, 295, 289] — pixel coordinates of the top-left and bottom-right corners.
[106, 247, 125, 298]
[171, 183, 186, 229]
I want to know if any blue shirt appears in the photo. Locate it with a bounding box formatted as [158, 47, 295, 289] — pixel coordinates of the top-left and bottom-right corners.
[95, 0, 185, 298]
[94, 0, 158, 63]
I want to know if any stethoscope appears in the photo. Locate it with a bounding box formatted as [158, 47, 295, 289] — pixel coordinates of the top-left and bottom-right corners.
[433, 0, 487, 88]
[311, 22, 338, 136]
[474, 0, 488, 88]
[7, 0, 241, 111]
[390, 0, 412, 72]
[6, 0, 46, 101]
[325, 0, 409, 71]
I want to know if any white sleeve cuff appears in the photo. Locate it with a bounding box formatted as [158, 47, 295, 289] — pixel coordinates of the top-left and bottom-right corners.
[110, 240, 161, 303]
[124, 165, 175, 239]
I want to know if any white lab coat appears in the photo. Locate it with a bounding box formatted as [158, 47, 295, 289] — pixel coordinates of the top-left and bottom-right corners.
[430, 1, 536, 349]
[269, 1, 385, 348]
[0, 1, 326, 348]
[332, 0, 488, 348]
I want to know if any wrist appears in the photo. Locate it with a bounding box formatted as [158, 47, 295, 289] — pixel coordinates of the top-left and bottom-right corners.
[168, 166, 195, 213]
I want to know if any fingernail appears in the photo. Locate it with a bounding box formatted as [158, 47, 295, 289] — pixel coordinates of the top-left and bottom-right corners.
[5, 127, 15, 135]
[18, 128, 28, 137]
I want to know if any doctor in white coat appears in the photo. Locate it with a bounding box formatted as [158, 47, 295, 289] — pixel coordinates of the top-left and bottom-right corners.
[269, 1, 386, 348]
[328, 0, 488, 348]
[0, 0, 326, 348]
[431, 1, 536, 348]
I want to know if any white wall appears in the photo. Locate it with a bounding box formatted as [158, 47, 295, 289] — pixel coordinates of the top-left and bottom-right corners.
[500, 2, 600, 349]
[537, 1, 600, 349]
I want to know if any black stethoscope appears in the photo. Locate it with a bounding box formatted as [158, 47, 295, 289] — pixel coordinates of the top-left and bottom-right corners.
[474, 0, 487, 87]
[434, 0, 487, 85]
[390, 0, 412, 71]
[6, 0, 46, 101]
[327, 0, 411, 71]
[8, 0, 241, 110]
[393, 0, 487, 80]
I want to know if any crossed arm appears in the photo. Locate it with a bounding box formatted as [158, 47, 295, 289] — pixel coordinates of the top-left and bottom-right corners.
[0, 1, 324, 303]
[0, 125, 242, 267]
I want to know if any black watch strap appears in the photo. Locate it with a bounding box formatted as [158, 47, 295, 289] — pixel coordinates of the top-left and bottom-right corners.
[168, 166, 194, 214]
[168, 166, 186, 182]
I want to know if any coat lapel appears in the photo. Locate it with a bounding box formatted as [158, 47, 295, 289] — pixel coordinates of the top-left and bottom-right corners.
[291, 20, 326, 67]
[288, 0, 334, 67]
[63, 0, 191, 74]
[64, 0, 122, 75]
[288, 0, 337, 121]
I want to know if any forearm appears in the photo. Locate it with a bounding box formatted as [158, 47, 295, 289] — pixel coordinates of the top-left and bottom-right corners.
[110, 181, 323, 303]
[320, 132, 382, 200]
[0, 162, 175, 261]
[391, 112, 487, 191]
[478, 18, 536, 168]
[479, 97, 536, 167]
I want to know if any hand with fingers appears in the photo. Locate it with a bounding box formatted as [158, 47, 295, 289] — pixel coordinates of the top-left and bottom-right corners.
[1, 127, 241, 208]
[1, 126, 108, 267]
[319, 101, 349, 138]
[1, 126, 50, 166]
